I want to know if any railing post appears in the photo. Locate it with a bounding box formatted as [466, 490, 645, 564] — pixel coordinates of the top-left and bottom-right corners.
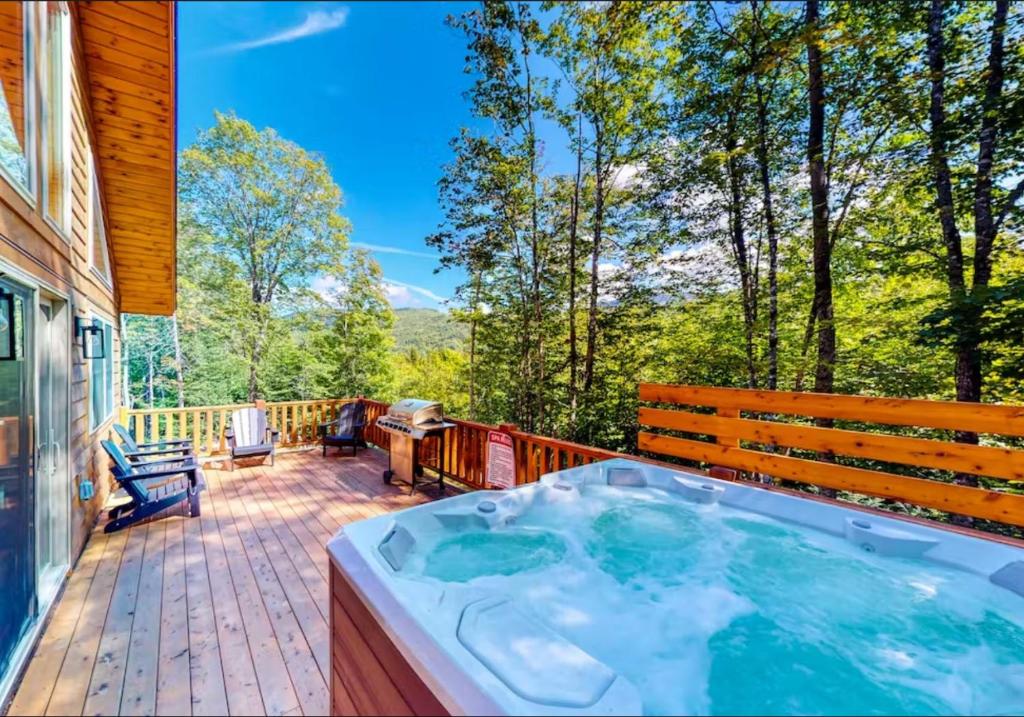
[715, 407, 739, 447]
[713, 407, 740, 480]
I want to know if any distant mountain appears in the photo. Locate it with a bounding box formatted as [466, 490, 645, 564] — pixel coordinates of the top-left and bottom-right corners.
[392, 308, 468, 352]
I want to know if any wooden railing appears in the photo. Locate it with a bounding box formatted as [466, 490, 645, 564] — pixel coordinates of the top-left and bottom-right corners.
[412, 420, 620, 490]
[123, 398, 359, 456]
[124, 396, 624, 491]
[509, 430, 620, 484]
[637, 383, 1024, 527]
[124, 385, 1024, 527]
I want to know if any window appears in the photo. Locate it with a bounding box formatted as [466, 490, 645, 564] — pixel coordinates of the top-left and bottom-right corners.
[88, 155, 112, 286]
[0, 2, 34, 196]
[40, 1, 70, 235]
[89, 316, 114, 431]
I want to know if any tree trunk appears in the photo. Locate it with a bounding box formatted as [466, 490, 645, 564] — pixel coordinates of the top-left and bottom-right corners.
[927, 0, 980, 490]
[120, 314, 132, 409]
[971, 0, 1008, 293]
[248, 344, 261, 402]
[805, 0, 835, 397]
[793, 296, 818, 392]
[584, 118, 603, 394]
[568, 112, 583, 436]
[725, 106, 758, 388]
[927, 0, 1008, 493]
[171, 313, 185, 408]
[468, 271, 481, 421]
[805, 0, 836, 498]
[755, 79, 780, 390]
[146, 352, 154, 408]
[246, 299, 268, 403]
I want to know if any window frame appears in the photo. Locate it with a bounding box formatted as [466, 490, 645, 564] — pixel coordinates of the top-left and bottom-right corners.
[0, 1, 38, 205]
[88, 313, 114, 433]
[38, 1, 71, 241]
[87, 153, 112, 288]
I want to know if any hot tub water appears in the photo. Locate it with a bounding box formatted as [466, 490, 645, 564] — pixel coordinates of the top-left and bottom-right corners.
[400, 483, 1024, 715]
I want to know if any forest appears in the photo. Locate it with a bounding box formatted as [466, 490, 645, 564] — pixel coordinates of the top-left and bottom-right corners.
[124, 0, 1023, 458]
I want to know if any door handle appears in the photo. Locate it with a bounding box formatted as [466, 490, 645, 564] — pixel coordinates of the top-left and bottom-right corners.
[51, 439, 60, 474]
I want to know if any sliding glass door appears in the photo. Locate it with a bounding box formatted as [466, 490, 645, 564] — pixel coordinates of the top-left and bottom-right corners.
[0, 277, 35, 681]
[0, 276, 69, 688]
[36, 296, 68, 604]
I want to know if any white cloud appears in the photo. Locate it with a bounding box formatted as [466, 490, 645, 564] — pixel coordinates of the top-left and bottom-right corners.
[351, 242, 440, 260]
[311, 274, 344, 298]
[310, 273, 448, 309]
[383, 278, 448, 306]
[207, 8, 349, 55]
[610, 163, 643, 191]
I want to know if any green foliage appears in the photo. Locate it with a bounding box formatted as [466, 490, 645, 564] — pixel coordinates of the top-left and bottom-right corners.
[124, 114, 396, 409]
[391, 348, 470, 416]
[178, 111, 351, 400]
[126, 2, 1024, 487]
[428, 0, 1024, 457]
[392, 309, 468, 352]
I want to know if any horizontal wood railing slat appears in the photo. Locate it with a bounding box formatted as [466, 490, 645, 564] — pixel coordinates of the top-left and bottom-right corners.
[638, 407, 1024, 482]
[639, 383, 1024, 437]
[125, 396, 624, 487]
[638, 432, 1024, 526]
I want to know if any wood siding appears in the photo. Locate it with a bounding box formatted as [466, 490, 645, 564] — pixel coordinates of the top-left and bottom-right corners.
[0, 3, 132, 565]
[330, 563, 449, 716]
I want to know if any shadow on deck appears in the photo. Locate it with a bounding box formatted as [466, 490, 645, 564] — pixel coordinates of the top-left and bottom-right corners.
[7, 447, 430, 716]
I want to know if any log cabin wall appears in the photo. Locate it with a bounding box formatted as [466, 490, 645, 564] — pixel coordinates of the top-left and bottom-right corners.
[0, 1, 175, 562]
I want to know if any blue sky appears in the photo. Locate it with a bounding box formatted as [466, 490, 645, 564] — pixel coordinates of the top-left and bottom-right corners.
[178, 1, 486, 310]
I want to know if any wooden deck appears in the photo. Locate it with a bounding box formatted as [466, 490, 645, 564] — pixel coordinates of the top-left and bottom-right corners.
[6, 448, 430, 717]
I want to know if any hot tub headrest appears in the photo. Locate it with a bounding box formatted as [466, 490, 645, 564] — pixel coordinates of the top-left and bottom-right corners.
[457, 596, 619, 709]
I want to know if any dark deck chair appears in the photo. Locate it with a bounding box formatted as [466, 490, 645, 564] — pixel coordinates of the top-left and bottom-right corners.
[225, 407, 279, 471]
[319, 401, 367, 457]
[112, 423, 193, 464]
[101, 439, 203, 533]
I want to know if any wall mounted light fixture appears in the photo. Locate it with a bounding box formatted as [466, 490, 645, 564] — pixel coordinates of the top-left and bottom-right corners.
[75, 316, 105, 360]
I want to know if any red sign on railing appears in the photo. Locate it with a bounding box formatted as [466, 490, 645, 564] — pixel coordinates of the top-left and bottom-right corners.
[485, 430, 515, 490]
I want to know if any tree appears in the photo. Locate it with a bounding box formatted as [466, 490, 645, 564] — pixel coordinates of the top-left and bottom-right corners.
[431, 2, 555, 432]
[546, 1, 663, 396]
[924, 0, 1023, 483]
[805, 0, 834, 396]
[321, 250, 395, 399]
[178, 112, 350, 400]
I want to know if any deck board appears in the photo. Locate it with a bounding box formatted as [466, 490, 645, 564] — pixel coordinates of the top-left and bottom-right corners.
[7, 448, 430, 717]
[8, 531, 111, 716]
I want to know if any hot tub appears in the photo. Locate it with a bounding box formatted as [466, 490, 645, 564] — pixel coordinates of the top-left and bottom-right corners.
[326, 458, 1024, 716]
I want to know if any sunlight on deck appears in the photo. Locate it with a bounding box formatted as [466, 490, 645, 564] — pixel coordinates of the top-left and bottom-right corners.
[7, 449, 429, 717]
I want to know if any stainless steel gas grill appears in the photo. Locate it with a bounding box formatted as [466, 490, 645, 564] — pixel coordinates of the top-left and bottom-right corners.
[376, 399, 455, 494]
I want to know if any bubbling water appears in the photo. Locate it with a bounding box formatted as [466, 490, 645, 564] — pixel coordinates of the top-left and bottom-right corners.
[406, 485, 1024, 715]
[422, 529, 567, 583]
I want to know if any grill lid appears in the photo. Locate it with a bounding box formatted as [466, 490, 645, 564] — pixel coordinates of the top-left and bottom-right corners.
[387, 398, 444, 426]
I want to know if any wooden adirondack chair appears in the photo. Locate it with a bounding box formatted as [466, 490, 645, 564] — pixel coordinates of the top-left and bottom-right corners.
[112, 423, 192, 463]
[225, 407, 279, 471]
[101, 439, 203, 533]
[319, 401, 367, 457]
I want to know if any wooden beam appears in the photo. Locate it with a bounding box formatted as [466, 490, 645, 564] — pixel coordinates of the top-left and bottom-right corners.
[639, 383, 1024, 436]
[639, 407, 1024, 482]
[637, 432, 1024, 526]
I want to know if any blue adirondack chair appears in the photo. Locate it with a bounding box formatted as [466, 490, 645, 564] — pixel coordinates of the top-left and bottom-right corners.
[101, 440, 203, 533]
[112, 423, 193, 464]
[319, 401, 367, 457]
